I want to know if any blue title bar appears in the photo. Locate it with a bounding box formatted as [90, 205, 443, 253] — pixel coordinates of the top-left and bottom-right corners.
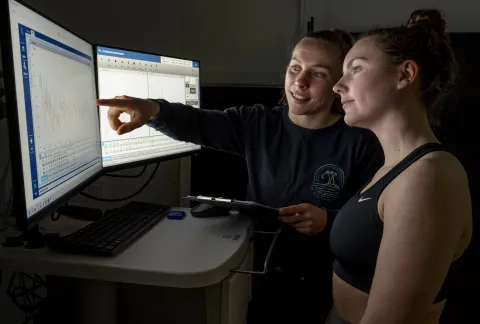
[97, 46, 199, 68]
[97, 46, 160, 63]
[20, 24, 92, 61]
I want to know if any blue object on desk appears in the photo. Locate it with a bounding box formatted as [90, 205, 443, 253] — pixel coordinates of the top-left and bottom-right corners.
[168, 211, 186, 220]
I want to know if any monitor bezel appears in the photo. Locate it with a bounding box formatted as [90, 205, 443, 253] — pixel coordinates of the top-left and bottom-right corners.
[93, 44, 202, 173]
[0, 0, 103, 231]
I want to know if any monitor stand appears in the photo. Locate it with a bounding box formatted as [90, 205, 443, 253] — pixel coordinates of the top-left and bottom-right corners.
[20, 225, 45, 249]
[1, 225, 45, 249]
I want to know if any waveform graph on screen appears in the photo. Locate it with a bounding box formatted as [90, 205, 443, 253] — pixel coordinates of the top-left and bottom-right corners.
[34, 73, 94, 143]
[29, 44, 98, 149]
[147, 74, 186, 104]
[147, 74, 187, 137]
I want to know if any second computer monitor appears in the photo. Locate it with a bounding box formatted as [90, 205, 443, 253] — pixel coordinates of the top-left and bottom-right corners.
[95, 46, 201, 169]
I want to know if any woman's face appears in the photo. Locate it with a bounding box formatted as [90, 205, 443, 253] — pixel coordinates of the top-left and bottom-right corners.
[285, 38, 343, 116]
[333, 36, 400, 128]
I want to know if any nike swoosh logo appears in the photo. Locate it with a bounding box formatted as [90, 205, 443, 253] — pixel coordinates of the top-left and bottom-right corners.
[358, 197, 372, 203]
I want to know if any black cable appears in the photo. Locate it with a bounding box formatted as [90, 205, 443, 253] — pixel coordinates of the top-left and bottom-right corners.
[105, 165, 147, 178]
[5, 191, 13, 217]
[20, 274, 30, 309]
[50, 212, 61, 221]
[0, 160, 9, 181]
[0, 159, 11, 216]
[50, 203, 68, 221]
[0, 102, 6, 120]
[34, 273, 46, 286]
[0, 159, 11, 197]
[20, 308, 41, 324]
[80, 162, 160, 202]
[7, 272, 45, 319]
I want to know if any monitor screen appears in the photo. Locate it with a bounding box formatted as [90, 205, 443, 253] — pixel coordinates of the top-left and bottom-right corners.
[96, 46, 201, 168]
[5, 0, 102, 221]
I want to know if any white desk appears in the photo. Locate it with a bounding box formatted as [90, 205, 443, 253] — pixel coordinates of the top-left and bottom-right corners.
[0, 208, 254, 324]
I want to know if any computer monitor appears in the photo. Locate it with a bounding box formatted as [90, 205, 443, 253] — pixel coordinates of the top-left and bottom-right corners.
[1, 0, 102, 230]
[95, 45, 201, 170]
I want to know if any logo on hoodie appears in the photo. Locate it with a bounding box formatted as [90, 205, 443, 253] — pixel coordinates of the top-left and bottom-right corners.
[311, 164, 345, 201]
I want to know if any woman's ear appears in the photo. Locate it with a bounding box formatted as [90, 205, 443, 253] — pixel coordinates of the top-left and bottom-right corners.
[397, 59, 419, 90]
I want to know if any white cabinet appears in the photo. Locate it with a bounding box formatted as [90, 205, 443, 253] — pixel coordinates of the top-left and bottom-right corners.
[114, 241, 254, 324]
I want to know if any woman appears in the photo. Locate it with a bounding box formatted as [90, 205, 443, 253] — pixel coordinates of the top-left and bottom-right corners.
[96, 30, 384, 323]
[330, 9, 472, 324]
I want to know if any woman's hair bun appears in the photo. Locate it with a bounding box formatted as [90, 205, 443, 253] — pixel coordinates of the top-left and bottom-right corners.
[406, 9, 447, 39]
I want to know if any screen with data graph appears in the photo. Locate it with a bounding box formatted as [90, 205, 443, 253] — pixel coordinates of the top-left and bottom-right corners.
[96, 46, 201, 168]
[6, 0, 102, 220]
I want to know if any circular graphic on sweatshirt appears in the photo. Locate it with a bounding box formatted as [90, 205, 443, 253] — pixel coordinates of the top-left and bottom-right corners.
[311, 164, 345, 201]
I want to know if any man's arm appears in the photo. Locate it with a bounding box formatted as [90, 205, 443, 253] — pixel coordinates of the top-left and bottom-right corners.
[359, 158, 471, 324]
[147, 99, 260, 157]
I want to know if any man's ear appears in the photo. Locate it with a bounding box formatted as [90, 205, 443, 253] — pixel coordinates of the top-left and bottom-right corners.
[397, 59, 419, 90]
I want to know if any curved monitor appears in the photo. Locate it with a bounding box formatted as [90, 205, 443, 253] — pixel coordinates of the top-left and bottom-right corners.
[1, 0, 102, 229]
[95, 45, 201, 170]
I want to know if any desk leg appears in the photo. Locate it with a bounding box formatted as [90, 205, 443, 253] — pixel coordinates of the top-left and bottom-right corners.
[77, 279, 117, 324]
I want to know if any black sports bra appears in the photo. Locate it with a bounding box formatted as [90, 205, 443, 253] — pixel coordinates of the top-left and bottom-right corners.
[330, 143, 462, 303]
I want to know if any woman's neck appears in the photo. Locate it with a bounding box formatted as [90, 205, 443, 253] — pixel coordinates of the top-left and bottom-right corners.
[371, 106, 438, 167]
[288, 109, 341, 130]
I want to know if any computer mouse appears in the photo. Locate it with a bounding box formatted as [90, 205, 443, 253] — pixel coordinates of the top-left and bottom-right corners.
[191, 203, 231, 218]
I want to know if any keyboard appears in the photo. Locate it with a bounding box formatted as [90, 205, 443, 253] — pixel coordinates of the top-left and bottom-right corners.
[48, 201, 170, 256]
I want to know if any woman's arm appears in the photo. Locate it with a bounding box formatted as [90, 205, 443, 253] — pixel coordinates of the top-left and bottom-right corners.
[98, 96, 264, 157]
[147, 99, 261, 157]
[359, 158, 471, 324]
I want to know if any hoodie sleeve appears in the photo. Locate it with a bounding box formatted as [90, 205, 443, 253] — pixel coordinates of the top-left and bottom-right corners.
[146, 99, 262, 157]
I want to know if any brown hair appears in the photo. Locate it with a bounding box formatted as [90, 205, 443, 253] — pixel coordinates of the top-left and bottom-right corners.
[361, 9, 458, 125]
[282, 29, 355, 114]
